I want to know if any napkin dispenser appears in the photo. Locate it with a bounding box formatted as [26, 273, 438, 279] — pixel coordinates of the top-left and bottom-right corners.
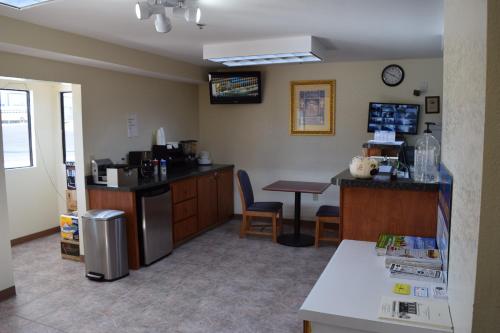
[106, 167, 138, 188]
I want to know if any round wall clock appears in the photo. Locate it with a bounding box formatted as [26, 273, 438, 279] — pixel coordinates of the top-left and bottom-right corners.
[381, 64, 405, 87]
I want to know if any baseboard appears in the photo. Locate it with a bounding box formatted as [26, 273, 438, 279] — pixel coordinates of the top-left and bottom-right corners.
[0, 286, 16, 302]
[11, 226, 60, 246]
[80, 255, 85, 262]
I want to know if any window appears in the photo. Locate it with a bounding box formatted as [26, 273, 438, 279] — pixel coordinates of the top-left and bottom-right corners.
[60, 92, 75, 163]
[0, 89, 33, 169]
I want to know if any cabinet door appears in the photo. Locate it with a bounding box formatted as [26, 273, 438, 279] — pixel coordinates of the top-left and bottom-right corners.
[217, 168, 234, 223]
[197, 173, 218, 230]
[171, 178, 197, 204]
[173, 216, 198, 245]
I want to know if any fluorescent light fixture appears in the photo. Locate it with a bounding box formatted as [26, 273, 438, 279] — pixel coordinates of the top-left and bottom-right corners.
[203, 36, 325, 67]
[210, 52, 321, 67]
[0, 0, 53, 9]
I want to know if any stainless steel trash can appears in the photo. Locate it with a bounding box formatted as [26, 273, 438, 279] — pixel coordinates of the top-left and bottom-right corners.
[82, 209, 129, 281]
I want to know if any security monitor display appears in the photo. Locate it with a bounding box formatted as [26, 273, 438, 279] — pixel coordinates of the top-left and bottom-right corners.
[367, 103, 419, 135]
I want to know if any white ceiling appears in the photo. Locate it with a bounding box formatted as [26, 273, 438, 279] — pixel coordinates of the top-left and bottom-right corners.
[0, 0, 444, 67]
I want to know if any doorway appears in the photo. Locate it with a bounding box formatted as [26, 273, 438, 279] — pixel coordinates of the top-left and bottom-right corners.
[0, 76, 85, 290]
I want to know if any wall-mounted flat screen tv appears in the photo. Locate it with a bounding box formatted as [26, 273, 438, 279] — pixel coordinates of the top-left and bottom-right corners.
[367, 102, 420, 135]
[208, 72, 262, 104]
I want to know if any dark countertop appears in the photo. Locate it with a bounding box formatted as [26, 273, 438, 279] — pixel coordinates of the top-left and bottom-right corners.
[86, 164, 234, 192]
[331, 169, 439, 192]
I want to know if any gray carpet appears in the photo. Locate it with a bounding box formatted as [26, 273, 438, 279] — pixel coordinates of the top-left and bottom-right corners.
[0, 220, 335, 333]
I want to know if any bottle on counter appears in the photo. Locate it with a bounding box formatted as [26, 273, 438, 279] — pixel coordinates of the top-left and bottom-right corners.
[160, 159, 167, 177]
[414, 122, 440, 183]
[153, 159, 159, 177]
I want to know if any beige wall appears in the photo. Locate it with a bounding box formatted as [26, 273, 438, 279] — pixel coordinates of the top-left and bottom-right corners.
[472, 0, 500, 331]
[0, 16, 205, 83]
[199, 58, 443, 219]
[0, 120, 14, 293]
[443, 0, 500, 332]
[0, 51, 199, 168]
[1, 79, 68, 240]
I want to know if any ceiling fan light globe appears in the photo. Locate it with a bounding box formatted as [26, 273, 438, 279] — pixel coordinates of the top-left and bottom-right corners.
[155, 14, 172, 33]
[195, 8, 201, 23]
[135, 1, 152, 20]
[185, 7, 200, 23]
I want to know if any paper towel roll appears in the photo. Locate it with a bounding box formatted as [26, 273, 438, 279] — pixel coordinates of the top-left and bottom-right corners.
[156, 127, 166, 145]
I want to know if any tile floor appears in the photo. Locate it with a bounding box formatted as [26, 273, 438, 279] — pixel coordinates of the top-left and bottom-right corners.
[0, 220, 335, 333]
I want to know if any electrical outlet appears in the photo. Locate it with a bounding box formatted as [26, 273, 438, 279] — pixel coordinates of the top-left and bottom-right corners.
[313, 193, 319, 201]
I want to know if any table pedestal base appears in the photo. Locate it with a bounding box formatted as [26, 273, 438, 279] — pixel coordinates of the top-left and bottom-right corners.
[277, 233, 315, 247]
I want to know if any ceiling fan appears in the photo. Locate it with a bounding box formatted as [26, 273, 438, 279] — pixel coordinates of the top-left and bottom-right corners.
[135, 0, 202, 33]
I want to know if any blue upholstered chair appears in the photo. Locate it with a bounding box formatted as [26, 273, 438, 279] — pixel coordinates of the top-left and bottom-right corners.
[315, 205, 342, 247]
[236, 170, 283, 242]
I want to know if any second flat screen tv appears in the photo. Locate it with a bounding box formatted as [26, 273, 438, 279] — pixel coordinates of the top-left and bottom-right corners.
[209, 72, 262, 104]
[367, 102, 420, 135]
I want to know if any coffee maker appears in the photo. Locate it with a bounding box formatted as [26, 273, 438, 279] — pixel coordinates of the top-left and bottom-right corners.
[152, 139, 198, 170]
[180, 140, 198, 168]
[128, 151, 154, 178]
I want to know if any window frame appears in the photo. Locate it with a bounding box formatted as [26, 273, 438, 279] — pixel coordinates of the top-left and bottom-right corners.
[0, 88, 34, 169]
[60, 91, 74, 164]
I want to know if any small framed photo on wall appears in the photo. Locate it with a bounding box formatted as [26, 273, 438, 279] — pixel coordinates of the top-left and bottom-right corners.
[425, 96, 440, 114]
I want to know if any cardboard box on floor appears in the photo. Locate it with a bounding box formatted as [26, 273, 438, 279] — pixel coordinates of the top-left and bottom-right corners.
[66, 189, 77, 211]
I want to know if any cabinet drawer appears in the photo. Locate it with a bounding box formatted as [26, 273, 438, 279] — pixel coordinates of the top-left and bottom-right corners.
[173, 198, 197, 222]
[173, 216, 197, 244]
[171, 178, 197, 203]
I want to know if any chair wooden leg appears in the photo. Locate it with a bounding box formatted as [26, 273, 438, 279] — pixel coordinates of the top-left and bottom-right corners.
[240, 214, 247, 238]
[272, 215, 277, 243]
[315, 217, 320, 248]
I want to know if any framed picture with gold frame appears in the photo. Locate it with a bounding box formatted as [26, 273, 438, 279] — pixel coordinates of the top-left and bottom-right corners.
[290, 80, 336, 135]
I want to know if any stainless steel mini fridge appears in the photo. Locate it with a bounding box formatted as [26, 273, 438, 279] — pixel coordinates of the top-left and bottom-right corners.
[82, 209, 129, 281]
[138, 186, 173, 265]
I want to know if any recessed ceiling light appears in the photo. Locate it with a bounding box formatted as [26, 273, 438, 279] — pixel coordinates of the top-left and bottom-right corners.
[0, 0, 54, 10]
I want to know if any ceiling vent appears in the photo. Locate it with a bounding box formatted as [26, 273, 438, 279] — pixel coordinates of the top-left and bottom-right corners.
[203, 36, 325, 67]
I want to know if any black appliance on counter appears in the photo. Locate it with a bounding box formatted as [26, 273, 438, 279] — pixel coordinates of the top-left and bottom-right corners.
[128, 151, 152, 168]
[152, 141, 198, 170]
[128, 151, 154, 179]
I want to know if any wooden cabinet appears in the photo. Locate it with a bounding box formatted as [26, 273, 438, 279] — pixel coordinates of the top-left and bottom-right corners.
[341, 187, 438, 241]
[173, 167, 234, 245]
[88, 166, 234, 267]
[197, 173, 218, 230]
[171, 178, 197, 204]
[171, 178, 199, 245]
[173, 216, 198, 244]
[173, 198, 197, 222]
[87, 189, 141, 270]
[217, 168, 234, 224]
